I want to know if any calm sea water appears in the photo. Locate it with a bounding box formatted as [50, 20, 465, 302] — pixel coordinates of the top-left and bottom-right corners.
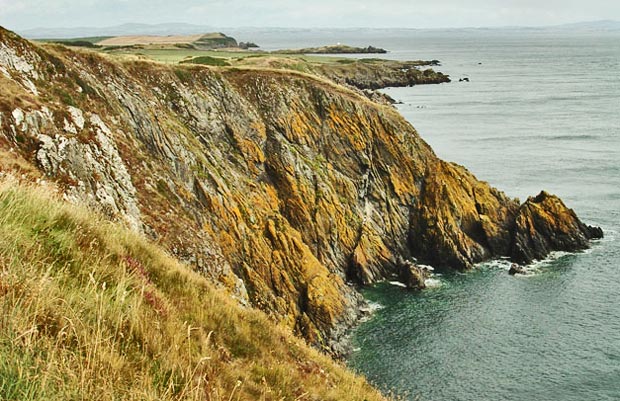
[245, 29, 620, 400]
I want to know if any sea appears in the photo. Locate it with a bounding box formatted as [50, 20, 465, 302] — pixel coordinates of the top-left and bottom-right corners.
[234, 28, 620, 401]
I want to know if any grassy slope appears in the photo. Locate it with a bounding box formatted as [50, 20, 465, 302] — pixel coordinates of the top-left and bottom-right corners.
[105, 48, 349, 65]
[0, 178, 385, 401]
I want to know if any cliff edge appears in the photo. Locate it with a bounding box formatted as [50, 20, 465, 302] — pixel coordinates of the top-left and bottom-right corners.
[0, 27, 602, 353]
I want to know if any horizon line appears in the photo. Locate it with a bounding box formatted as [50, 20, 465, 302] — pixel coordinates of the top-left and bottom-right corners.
[10, 18, 620, 35]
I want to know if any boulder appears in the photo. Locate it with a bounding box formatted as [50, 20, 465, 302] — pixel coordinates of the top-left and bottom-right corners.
[399, 260, 430, 290]
[508, 263, 527, 275]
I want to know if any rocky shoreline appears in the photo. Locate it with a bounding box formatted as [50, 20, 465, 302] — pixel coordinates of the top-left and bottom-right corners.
[214, 55, 451, 105]
[275, 44, 388, 54]
[316, 59, 451, 91]
[337, 201, 604, 355]
[0, 26, 602, 356]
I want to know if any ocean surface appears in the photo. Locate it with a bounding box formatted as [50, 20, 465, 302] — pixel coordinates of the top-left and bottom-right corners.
[246, 29, 620, 400]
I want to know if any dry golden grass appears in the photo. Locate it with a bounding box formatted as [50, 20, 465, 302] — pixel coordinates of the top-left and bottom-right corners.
[97, 34, 206, 46]
[0, 178, 387, 401]
[0, 76, 41, 113]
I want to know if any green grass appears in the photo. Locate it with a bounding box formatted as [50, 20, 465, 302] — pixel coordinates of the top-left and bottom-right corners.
[0, 179, 387, 401]
[36, 36, 113, 45]
[193, 34, 237, 49]
[103, 46, 357, 66]
[180, 56, 231, 67]
[50, 40, 102, 48]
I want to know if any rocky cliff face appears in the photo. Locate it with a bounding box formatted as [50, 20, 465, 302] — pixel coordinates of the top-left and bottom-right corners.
[0, 27, 602, 352]
[511, 191, 604, 264]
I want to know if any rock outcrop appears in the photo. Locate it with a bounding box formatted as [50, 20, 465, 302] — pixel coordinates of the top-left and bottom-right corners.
[317, 60, 451, 90]
[235, 56, 450, 91]
[275, 45, 388, 54]
[511, 191, 604, 264]
[399, 260, 430, 289]
[509, 263, 527, 276]
[0, 27, 602, 352]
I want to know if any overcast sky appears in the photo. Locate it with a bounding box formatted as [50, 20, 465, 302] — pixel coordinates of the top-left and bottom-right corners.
[1, 0, 618, 30]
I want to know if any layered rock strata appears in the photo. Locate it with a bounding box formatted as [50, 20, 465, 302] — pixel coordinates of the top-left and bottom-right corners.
[0, 27, 602, 352]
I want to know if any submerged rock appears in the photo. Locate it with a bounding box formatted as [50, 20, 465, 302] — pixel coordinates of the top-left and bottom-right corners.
[509, 263, 527, 275]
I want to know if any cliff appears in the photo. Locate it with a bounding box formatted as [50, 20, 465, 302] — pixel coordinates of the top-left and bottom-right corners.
[0, 179, 386, 400]
[316, 59, 450, 90]
[0, 26, 602, 356]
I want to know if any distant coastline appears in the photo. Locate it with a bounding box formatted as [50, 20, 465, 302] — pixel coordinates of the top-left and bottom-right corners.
[274, 44, 387, 54]
[17, 20, 620, 40]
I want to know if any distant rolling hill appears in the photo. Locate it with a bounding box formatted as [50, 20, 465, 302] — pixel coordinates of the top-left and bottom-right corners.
[19, 22, 215, 39]
[554, 20, 620, 31]
[95, 32, 238, 49]
[18, 20, 620, 41]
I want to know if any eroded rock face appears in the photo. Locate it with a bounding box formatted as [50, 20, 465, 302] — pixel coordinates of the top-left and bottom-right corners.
[409, 161, 520, 270]
[0, 27, 603, 351]
[510, 191, 604, 264]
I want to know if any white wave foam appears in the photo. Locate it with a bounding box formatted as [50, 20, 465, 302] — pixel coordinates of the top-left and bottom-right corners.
[482, 259, 512, 270]
[366, 301, 384, 312]
[478, 241, 606, 276]
[359, 300, 384, 316]
[388, 274, 443, 289]
[529, 251, 571, 269]
[358, 300, 384, 323]
[424, 277, 443, 288]
[507, 251, 574, 277]
[595, 228, 616, 243]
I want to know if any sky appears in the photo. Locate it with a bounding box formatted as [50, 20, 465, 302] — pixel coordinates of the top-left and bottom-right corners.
[0, 0, 619, 30]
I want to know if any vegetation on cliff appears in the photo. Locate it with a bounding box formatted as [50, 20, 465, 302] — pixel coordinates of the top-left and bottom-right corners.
[180, 55, 231, 67]
[227, 57, 451, 90]
[0, 24, 601, 363]
[41, 34, 449, 92]
[0, 178, 386, 401]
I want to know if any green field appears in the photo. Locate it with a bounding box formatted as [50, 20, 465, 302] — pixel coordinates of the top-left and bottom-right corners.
[105, 47, 355, 65]
[38, 36, 113, 43]
[35, 38, 444, 92]
[35, 35, 388, 68]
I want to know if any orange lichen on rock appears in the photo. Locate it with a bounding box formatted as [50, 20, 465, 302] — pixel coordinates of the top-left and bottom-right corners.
[350, 225, 395, 285]
[326, 104, 369, 152]
[511, 191, 603, 264]
[0, 27, 602, 352]
[410, 160, 519, 269]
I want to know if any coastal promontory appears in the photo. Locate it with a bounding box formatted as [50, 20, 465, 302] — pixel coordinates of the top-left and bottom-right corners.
[0, 25, 601, 358]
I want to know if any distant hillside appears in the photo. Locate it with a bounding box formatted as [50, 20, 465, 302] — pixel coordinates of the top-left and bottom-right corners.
[553, 20, 620, 31]
[275, 44, 387, 54]
[19, 21, 620, 42]
[96, 32, 238, 49]
[19, 22, 214, 39]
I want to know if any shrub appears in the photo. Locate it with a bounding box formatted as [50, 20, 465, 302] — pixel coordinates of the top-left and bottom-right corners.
[180, 56, 231, 67]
